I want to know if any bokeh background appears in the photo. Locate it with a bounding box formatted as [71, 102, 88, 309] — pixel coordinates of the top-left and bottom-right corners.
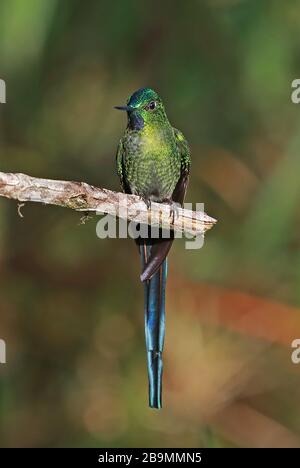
[0, 0, 300, 448]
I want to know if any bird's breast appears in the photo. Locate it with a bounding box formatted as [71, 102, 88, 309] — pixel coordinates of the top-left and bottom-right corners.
[124, 128, 181, 200]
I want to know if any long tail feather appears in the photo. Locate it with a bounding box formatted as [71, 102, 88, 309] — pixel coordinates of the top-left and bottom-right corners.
[140, 238, 173, 282]
[140, 243, 167, 409]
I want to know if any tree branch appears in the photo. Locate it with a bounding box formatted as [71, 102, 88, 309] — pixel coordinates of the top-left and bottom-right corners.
[0, 171, 217, 237]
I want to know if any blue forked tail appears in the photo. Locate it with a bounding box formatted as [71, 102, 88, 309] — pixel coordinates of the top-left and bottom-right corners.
[140, 243, 167, 409]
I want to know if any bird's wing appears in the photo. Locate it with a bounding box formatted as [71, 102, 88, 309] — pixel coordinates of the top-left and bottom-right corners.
[171, 127, 191, 206]
[116, 137, 131, 194]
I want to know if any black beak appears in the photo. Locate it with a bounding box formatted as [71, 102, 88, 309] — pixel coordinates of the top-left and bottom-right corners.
[114, 105, 134, 112]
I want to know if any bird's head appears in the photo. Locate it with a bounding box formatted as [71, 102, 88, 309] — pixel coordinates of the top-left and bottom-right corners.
[115, 88, 168, 130]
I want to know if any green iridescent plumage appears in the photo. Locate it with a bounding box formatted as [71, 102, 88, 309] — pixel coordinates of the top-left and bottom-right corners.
[115, 88, 191, 409]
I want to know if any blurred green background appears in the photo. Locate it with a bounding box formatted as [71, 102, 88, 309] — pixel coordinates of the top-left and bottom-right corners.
[1, 0, 300, 448]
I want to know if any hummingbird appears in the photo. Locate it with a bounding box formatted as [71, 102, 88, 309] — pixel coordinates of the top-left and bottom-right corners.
[115, 88, 191, 409]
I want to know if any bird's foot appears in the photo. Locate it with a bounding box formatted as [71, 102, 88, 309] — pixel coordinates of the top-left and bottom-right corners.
[164, 199, 180, 224]
[141, 196, 151, 210]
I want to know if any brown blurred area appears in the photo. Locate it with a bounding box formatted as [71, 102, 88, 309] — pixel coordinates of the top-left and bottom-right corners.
[0, 0, 300, 447]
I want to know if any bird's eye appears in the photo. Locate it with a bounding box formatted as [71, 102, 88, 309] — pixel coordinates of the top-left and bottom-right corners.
[146, 101, 157, 111]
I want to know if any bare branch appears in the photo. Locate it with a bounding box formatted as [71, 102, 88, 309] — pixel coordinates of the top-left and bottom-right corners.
[0, 171, 217, 236]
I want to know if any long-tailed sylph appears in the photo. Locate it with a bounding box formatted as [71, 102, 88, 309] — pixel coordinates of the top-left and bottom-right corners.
[115, 88, 191, 408]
